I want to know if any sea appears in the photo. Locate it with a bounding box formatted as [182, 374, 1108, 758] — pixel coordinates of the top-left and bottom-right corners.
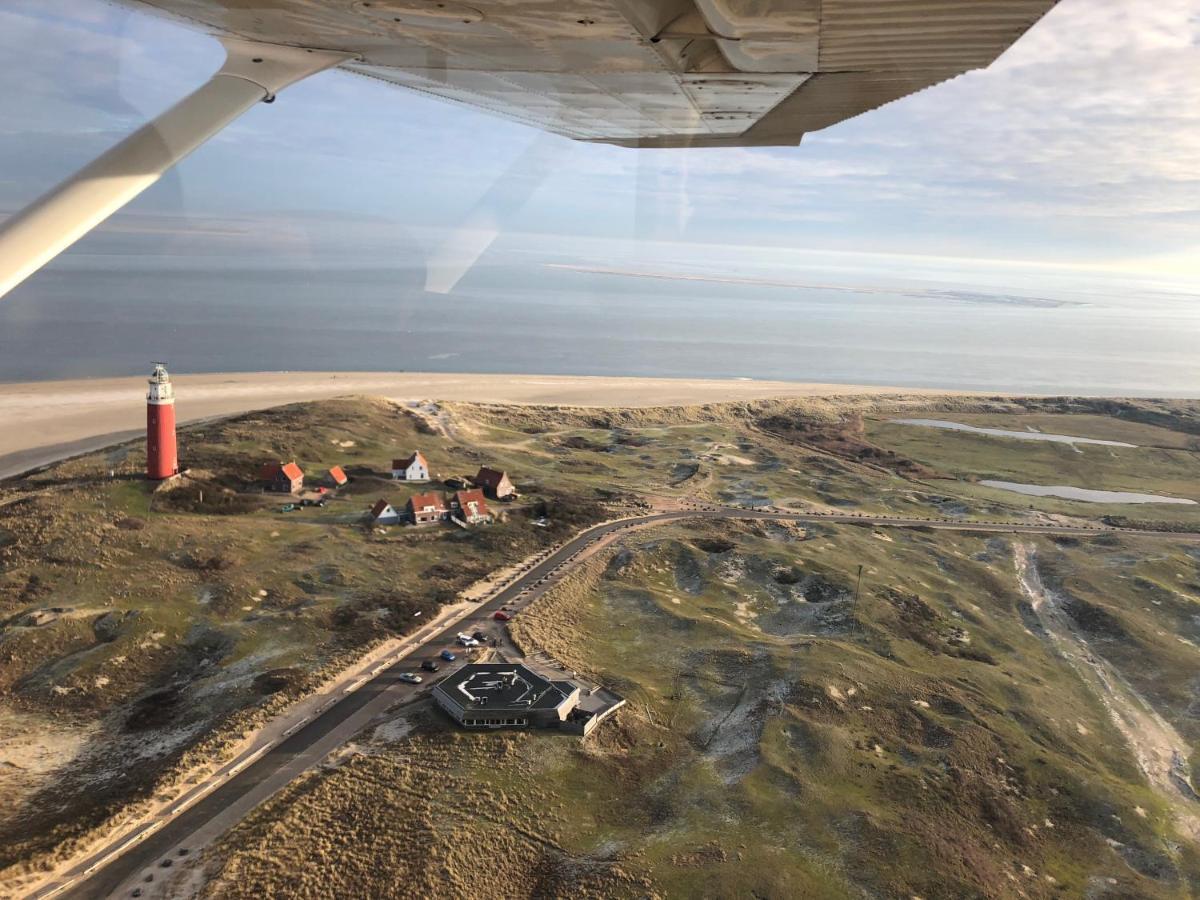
[1, 251, 1197, 396]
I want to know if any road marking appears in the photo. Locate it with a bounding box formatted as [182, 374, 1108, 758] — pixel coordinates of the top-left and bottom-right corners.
[81, 821, 162, 875]
[281, 715, 312, 738]
[167, 774, 223, 816]
[226, 743, 271, 777]
[34, 878, 76, 899]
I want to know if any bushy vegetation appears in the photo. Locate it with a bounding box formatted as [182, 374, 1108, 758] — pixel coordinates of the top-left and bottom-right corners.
[0, 396, 609, 880]
[4, 392, 1199, 893]
[209, 519, 1200, 897]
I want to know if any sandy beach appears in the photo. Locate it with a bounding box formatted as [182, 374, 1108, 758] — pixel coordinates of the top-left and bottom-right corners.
[0, 371, 963, 480]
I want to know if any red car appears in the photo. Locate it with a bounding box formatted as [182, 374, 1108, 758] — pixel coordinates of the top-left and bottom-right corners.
[493, 610, 511, 622]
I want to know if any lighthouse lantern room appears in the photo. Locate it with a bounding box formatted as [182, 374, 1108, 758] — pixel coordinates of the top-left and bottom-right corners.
[146, 362, 179, 480]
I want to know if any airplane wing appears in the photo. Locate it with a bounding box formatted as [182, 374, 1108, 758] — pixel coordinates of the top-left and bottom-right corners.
[0, 1, 1061, 300]
[124, 0, 1059, 148]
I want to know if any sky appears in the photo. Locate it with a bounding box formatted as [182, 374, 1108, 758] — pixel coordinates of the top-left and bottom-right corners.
[2, 0, 1200, 288]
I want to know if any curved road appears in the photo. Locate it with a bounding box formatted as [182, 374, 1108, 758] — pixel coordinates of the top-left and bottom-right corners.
[37, 506, 1200, 899]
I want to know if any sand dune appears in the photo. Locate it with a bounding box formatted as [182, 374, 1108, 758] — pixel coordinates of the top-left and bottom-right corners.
[0, 370, 962, 480]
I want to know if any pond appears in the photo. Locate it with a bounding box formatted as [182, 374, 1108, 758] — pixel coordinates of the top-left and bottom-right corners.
[980, 480, 1195, 505]
[891, 419, 1136, 448]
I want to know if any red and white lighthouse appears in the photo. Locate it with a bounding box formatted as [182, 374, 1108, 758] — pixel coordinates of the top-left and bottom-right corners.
[146, 362, 179, 480]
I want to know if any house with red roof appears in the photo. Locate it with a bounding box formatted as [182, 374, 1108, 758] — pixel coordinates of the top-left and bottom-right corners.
[473, 466, 515, 500]
[392, 451, 430, 482]
[260, 460, 303, 494]
[450, 488, 491, 525]
[325, 465, 348, 488]
[368, 498, 402, 525]
[407, 491, 448, 525]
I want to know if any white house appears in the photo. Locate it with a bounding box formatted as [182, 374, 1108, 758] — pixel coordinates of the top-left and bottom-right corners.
[392, 451, 430, 481]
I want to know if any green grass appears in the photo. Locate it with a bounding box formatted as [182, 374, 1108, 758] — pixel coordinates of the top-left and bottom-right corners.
[865, 415, 1200, 526]
[935, 412, 1199, 449]
[8, 395, 1200, 891]
[0, 396, 614, 874]
[492, 520, 1200, 897]
[869, 419, 1198, 496]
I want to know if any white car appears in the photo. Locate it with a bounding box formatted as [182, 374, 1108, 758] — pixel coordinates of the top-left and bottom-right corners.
[456, 633, 480, 647]
[398, 673, 422, 684]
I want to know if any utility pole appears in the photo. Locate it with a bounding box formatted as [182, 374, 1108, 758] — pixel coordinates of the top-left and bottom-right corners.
[854, 565, 864, 610]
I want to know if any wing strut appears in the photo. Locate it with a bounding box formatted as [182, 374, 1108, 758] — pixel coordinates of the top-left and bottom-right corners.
[0, 38, 352, 301]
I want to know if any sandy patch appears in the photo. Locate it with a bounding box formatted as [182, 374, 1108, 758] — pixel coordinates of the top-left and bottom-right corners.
[1016, 543, 1200, 840]
[372, 714, 417, 745]
[0, 707, 98, 822]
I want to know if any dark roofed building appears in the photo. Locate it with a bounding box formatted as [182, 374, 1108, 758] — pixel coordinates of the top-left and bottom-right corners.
[368, 498, 401, 525]
[473, 466, 515, 500]
[432, 663, 580, 729]
[261, 460, 303, 494]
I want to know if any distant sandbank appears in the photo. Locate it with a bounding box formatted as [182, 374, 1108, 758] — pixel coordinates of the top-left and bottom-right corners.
[0, 370, 969, 480]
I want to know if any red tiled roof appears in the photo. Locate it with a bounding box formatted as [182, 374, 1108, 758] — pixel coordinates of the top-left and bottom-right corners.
[370, 498, 393, 519]
[328, 465, 347, 485]
[260, 460, 303, 482]
[407, 491, 446, 511]
[455, 489, 489, 518]
[393, 451, 427, 470]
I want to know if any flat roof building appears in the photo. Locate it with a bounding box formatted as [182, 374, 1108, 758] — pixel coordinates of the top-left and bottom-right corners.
[432, 663, 580, 730]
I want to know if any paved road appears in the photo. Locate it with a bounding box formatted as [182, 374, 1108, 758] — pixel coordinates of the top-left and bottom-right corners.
[42, 506, 1199, 899]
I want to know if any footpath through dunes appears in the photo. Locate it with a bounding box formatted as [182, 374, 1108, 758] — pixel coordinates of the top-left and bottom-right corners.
[1016, 544, 1200, 842]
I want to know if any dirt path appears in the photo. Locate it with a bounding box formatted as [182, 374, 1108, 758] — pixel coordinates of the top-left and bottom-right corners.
[1014, 543, 1200, 840]
[402, 400, 557, 460]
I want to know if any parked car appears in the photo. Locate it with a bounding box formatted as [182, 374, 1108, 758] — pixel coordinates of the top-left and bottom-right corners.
[421, 660, 439, 672]
[398, 673, 422, 684]
[457, 635, 479, 647]
[493, 610, 511, 622]
[440, 649, 457, 662]
[472, 631, 487, 642]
